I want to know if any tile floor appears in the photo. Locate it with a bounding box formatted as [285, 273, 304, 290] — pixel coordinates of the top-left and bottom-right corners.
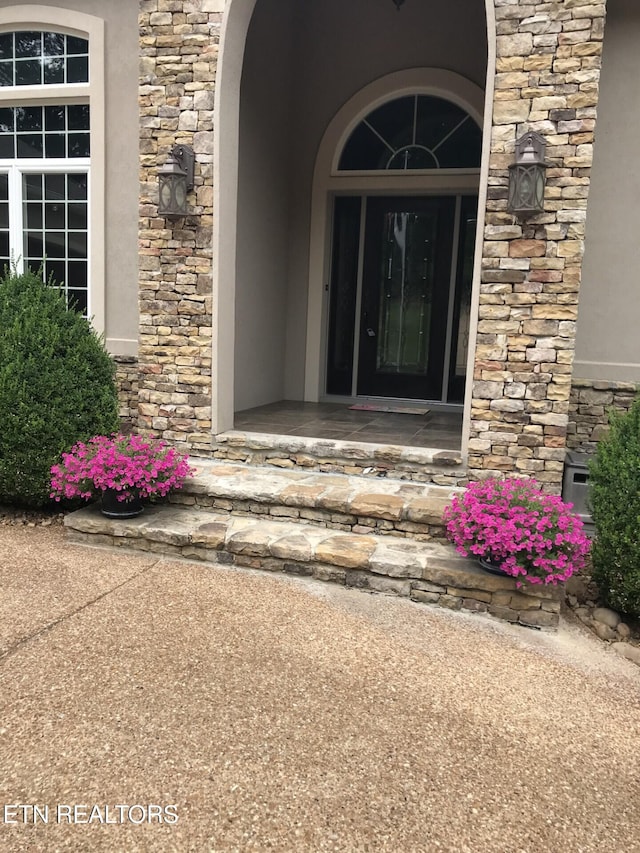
[233, 400, 463, 450]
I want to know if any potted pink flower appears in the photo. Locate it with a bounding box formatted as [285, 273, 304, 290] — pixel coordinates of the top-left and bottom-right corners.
[443, 477, 590, 586]
[50, 433, 194, 518]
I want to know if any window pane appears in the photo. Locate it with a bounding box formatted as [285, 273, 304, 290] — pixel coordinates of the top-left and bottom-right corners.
[68, 202, 87, 230]
[67, 174, 87, 200]
[68, 133, 89, 158]
[68, 288, 87, 315]
[0, 136, 14, 158]
[68, 105, 89, 130]
[16, 106, 42, 132]
[339, 95, 481, 172]
[0, 174, 8, 230]
[0, 108, 13, 134]
[17, 134, 43, 157]
[15, 59, 42, 86]
[435, 122, 483, 169]
[43, 56, 64, 85]
[24, 202, 42, 229]
[68, 232, 87, 258]
[46, 259, 66, 286]
[339, 122, 389, 171]
[0, 32, 88, 88]
[0, 230, 9, 258]
[67, 56, 88, 84]
[66, 37, 88, 56]
[45, 106, 65, 131]
[26, 231, 44, 256]
[0, 34, 13, 60]
[367, 97, 415, 152]
[0, 60, 13, 86]
[45, 133, 65, 158]
[24, 174, 43, 200]
[45, 202, 65, 229]
[45, 233, 65, 258]
[43, 32, 65, 57]
[68, 260, 87, 287]
[45, 174, 65, 200]
[15, 32, 42, 58]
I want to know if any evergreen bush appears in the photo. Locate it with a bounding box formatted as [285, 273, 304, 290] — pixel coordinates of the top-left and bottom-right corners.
[589, 396, 640, 618]
[0, 269, 119, 507]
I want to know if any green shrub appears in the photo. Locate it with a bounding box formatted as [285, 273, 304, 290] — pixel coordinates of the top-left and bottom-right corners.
[589, 396, 640, 618]
[0, 270, 119, 507]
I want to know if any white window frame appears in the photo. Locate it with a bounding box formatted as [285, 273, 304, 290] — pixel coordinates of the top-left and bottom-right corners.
[0, 6, 104, 329]
[0, 160, 91, 309]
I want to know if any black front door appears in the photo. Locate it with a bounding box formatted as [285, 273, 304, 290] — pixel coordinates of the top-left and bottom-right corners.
[357, 196, 456, 400]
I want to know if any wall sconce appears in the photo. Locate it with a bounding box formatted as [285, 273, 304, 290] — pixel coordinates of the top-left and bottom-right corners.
[157, 144, 195, 220]
[507, 131, 547, 220]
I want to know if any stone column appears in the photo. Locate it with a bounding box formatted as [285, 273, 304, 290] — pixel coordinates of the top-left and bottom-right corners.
[137, 0, 222, 452]
[468, 0, 607, 489]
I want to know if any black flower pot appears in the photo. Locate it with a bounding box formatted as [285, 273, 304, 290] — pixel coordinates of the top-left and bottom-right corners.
[478, 556, 508, 576]
[100, 487, 144, 519]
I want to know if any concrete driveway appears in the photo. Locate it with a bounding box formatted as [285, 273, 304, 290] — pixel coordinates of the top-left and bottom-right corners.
[1, 524, 639, 853]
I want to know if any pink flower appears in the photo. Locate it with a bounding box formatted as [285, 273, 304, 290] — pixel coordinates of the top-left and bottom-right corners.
[49, 433, 195, 504]
[443, 477, 590, 586]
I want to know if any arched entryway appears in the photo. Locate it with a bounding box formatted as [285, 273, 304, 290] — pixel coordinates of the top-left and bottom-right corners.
[306, 70, 485, 410]
[213, 0, 495, 443]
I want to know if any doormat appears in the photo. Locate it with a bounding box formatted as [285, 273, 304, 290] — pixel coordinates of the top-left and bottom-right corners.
[349, 404, 430, 416]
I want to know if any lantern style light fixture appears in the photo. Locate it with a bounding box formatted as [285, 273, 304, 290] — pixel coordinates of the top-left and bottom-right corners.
[157, 144, 195, 220]
[507, 131, 548, 220]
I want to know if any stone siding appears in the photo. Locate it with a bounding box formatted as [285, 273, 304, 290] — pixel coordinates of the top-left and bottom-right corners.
[132, 0, 612, 482]
[468, 0, 607, 489]
[567, 378, 637, 452]
[137, 0, 220, 453]
[113, 355, 140, 431]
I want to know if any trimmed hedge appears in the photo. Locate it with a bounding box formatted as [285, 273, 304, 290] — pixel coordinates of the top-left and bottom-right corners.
[589, 396, 640, 618]
[0, 270, 119, 507]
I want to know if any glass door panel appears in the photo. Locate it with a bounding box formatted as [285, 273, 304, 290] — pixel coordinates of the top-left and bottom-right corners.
[375, 210, 436, 376]
[326, 196, 361, 395]
[448, 195, 477, 402]
[358, 196, 455, 399]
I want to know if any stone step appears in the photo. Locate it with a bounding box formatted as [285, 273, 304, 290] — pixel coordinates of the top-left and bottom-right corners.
[65, 504, 562, 630]
[173, 458, 461, 540]
[211, 430, 466, 486]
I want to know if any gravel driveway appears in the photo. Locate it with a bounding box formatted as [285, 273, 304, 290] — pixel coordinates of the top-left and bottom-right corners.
[0, 524, 639, 852]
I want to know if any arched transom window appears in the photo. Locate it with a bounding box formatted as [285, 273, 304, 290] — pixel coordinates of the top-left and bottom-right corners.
[0, 29, 90, 314]
[339, 95, 481, 172]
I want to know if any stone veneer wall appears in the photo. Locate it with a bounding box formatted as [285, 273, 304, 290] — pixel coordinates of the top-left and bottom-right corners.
[468, 0, 607, 489]
[113, 355, 140, 431]
[137, 0, 220, 453]
[135, 0, 612, 474]
[567, 378, 637, 452]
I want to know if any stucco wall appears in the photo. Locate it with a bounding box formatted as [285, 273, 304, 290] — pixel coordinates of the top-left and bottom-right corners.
[235, 0, 487, 409]
[575, 0, 640, 383]
[235, 0, 293, 411]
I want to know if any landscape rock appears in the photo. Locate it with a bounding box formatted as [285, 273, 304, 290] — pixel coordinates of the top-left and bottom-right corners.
[593, 607, 621, 629]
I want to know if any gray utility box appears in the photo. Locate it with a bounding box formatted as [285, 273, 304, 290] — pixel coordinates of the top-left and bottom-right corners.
[562, 450, 595, 536]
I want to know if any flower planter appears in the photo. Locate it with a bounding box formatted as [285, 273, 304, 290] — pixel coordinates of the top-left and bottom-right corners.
[478, 556, 508, 577]
[443, 477, 590, 587]
[100, 487, 143, 519]
[50, 433, 194, 511]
